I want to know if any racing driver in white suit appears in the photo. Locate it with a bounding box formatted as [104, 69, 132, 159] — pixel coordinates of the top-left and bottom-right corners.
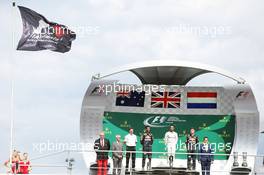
[164, 125, 178, 165]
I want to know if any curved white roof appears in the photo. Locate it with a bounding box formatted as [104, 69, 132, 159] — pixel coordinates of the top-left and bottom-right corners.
[98, 60, 245, 85]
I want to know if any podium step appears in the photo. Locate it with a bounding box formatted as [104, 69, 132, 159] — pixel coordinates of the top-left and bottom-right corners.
[230, 167, 251, 175]
[125, 167, 199, 175]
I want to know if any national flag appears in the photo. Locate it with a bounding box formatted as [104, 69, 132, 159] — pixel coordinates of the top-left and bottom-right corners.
[116, 91, 131, 98]
[151, 91, 181, 108]
[116, 91, 145, 107]
[17, 6, 76, 53]
[187, 92, 217, 109]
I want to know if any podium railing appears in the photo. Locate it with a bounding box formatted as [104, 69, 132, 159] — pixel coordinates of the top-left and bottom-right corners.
[3, 149, 264, 174]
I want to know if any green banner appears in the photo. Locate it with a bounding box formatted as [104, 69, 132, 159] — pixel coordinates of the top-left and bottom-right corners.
[103, 111, 235, 160]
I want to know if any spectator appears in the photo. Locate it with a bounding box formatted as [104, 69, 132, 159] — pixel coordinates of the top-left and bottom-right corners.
[19, 153, 31, 174]
[4, 150, 21, 174]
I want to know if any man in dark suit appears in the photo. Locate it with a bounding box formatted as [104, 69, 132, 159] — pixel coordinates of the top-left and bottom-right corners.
[198, 137, 214, 175]
[94, 132, 110, 175]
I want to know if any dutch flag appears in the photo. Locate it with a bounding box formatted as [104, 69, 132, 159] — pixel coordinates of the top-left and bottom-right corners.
[187, 92, 217, 109]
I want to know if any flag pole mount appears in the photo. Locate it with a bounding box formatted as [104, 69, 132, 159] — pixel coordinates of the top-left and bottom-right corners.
[92, 73, 101, 81]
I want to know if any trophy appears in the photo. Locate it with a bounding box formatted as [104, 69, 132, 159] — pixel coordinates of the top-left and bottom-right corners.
[233, 152, 239, 167]
[242, 152, 248, 167]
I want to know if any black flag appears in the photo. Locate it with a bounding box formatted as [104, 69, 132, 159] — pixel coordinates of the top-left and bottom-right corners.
[17, 6, 76, 53]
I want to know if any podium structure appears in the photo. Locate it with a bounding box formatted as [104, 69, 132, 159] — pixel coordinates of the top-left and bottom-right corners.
[80, 60, 259, 175]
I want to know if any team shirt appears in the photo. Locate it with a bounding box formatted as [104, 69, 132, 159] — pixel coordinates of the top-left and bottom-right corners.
[141, 132, 154, 147]
[186, 134, 199, 151]
[124, 134, 137, 147]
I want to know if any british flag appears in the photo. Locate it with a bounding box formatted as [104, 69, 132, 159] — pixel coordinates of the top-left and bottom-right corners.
[151, 91, 181, 108]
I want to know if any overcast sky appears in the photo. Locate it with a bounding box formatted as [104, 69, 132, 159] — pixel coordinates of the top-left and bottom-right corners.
[0, 0, 263, 174]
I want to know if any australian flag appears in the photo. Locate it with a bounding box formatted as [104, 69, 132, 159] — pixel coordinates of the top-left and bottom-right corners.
[116, 91, 145, 107]
[17, 6, 76, 53]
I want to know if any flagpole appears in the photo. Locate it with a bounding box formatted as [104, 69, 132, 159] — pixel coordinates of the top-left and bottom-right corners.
[9, 1, 16, 171]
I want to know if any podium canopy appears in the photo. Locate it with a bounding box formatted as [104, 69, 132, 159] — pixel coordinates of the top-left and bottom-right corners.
[99, 60, 245, 85]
